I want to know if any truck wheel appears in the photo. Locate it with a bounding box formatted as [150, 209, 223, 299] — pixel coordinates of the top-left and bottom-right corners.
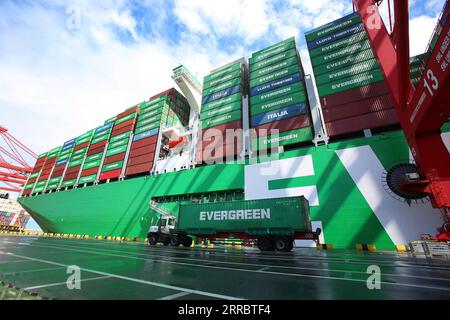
[275, 237, 293, 252]
[170, 236, 180, 247]
[149, 235, 158, 245]
[182, 236, 192, 247]
[257, 236, 275, 251]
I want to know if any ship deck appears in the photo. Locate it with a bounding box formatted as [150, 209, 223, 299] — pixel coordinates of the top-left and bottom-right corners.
[0, 234, 450, 300]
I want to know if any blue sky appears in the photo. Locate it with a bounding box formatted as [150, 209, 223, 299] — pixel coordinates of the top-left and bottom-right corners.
[0, 0, 446, 205]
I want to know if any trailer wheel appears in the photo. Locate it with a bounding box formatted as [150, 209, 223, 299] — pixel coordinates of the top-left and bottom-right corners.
[257, 236, 275, 251]
[148, 235, 158, 245]
[275, 237, 293, 252]
[182, 236, 192, 247]
[170, 236, 180, 247]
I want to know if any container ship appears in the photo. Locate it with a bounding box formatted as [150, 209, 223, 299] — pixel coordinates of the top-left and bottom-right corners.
[18, 11, 450, 250]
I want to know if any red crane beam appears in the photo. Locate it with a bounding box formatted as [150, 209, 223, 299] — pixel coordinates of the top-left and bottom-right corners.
[0, 171, 27, 180]
[0, 162, 32, 173]
[0, 177, 25, 185]
[0, 186, 21, 193]
[353, 0, 450, 239]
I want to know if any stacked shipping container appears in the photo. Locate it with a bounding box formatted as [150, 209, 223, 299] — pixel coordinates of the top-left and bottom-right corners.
[99, 107, 139, 181]
[60, 130, 94, 188]
[125, 89, 190, 176]
[197, 61, 245, 164]
[46, 138, 76, 191]
[21, 88, 191, 196]
[21, 152, 48, 196]
[306, 12, 398, 137]
[32, 146, 61, 194]
[78, 122, 115, 184]
[249, 37, 313, 151]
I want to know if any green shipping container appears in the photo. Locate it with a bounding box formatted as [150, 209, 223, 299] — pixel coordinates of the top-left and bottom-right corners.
[311, 39, 372, 67]
[250, 64, 301, 88]
[250, 56, 299, 80]
[106, 144, 128, 157]
[177, 196, 311, 235]
[85, 153, 103, 163]
[101, 161, 124, 173]
[201, 101, 242, 120]
[250, 82, 304, 106]
[83, 160, 101, 170]
[91, 134, 109, 145]
[315, 58, 380, 85]
[135, 122, 161, 135]
[68, 159, 83, 168]
[308, 31, 367, 58]
[48, 177, 62, 184]
[201, 109, 242, 130]
[108, 138, 129, 149]
[202, 77, 242, 97]
[139, 107, 165, 120]
[313, 48, 375, 76]
[46, 183, 59, 190]
[115, 113, 137, 125]
[201, 93, 242, 112]
[250, 49, 297, 72]
[305, 13, 361, 42]
[250, 39, 296, 64]
[251, 127, 313, 151]
[109, 131, 132, 143]
[251, 91, 307, 115]
[137, 115, 162, 128]
[78, 175, 97, 184]
[203, 62, 242, 84]
[317, 69, 385, 97]
[61, 179, 77, 188]
[203, 69, 242, 90]
[75, 135, 92, 146]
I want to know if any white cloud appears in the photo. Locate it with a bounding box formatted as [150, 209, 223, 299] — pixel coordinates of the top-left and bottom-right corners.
[173, 0, 270, 42]
[409, 15, 439, 56]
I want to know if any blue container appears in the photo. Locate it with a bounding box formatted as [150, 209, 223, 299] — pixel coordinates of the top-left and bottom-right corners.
[133, 128, 160, 142]
[251, 103, 307, 126]
[250, 73, 302, 97]
[201, 85, 241, 105]
[307, 23, 364, 50]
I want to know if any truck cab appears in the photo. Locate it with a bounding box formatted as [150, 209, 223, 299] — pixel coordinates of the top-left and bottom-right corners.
[147, 213, 193, 247]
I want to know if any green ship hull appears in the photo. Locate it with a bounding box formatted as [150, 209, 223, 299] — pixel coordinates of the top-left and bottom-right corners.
[19, 130, 449, 250]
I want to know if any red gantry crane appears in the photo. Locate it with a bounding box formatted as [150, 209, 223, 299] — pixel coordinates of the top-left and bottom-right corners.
[353, 0, 450, 240]
[0, 125, 37, 194]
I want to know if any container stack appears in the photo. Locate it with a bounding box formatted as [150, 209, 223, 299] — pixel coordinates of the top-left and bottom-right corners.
[32, 146, 61, 194]
[249, 38, 313, 152]
[99, 107, 139, 181]
[197, 61, 245, 164]
[306, 12, 398, 137]
[46, 138, 76, 191]
[125, 88, 191, 176]
[60, 130, 94, 188]
[21, 152, 48, 196]
[78, 122, 115, 185]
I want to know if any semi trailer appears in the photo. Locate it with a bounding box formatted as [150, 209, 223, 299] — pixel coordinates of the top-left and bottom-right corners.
[147, 196, 321, 252]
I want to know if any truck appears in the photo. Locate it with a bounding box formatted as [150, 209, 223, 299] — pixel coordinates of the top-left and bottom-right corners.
[147, 196, 321, 252]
